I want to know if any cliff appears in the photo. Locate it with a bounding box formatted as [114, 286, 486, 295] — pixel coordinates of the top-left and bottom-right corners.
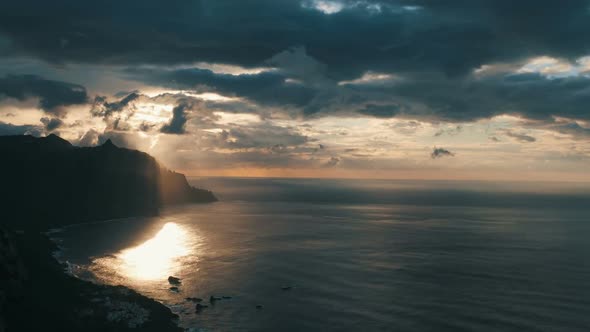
[0, 134, 216, 230]
[0, 134, 216, 331]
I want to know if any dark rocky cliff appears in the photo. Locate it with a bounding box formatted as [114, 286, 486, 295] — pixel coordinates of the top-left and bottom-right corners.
[0, 134, 216, 230]
[0, 134, 216, 331]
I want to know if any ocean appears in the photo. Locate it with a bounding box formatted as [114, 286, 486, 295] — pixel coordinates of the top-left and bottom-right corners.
[52, 178, 590, 331]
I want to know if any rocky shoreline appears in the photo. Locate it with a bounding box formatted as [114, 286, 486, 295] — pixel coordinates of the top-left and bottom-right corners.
[0, 134, 219, 331]
[0, 227, 185, 332]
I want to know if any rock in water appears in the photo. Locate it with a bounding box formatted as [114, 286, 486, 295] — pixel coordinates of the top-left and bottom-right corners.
[195, 303, 208, 313]
[168, 276, 181, 285]
[185, 297, 203, 303]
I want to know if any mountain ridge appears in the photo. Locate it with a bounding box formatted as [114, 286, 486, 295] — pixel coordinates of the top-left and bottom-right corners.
[0, 134, 216, 230]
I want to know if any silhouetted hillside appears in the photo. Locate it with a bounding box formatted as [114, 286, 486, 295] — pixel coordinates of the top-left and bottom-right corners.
[0, 227, 183, 332]
[0, 134, 216, 230]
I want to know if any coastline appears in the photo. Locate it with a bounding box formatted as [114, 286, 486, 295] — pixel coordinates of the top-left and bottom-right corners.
[0, 227, 185, 332]
[0, 135, 218, 331]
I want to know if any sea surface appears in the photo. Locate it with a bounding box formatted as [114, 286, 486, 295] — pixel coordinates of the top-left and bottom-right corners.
[53, 178, 590, 331]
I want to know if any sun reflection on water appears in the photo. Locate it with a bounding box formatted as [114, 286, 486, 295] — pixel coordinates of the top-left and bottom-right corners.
[93, 222, 191, 282]
[120, 222, 189, 280]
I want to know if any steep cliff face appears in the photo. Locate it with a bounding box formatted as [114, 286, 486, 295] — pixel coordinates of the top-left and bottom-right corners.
[0, 134, 216, 229]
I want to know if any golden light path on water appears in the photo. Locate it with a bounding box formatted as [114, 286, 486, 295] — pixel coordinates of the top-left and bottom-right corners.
[91, 222, 193, 283]
[118, 222, 189, 280]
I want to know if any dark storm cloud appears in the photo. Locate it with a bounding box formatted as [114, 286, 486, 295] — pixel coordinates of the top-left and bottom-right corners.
[357, 104, 401, 118]
[2, 0, 590, 79]
[2, 1, 590, 126]
[380, 73, 590, 122]
[161, 102, 190, 134]
[128, 67, 317, 108]
[431, 147, 455, 159]
[129, 60, 590, 125]
[0, 74, 88, 115]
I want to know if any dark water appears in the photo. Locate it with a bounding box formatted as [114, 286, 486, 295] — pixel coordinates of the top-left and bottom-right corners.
[54, 178, 590, 331]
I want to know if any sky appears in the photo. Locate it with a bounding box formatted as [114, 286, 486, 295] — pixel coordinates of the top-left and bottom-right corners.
[1, 0, 590, 181]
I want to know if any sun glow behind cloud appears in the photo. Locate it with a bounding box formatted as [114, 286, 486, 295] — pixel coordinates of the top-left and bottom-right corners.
[338, 71, 396, 86]
[474, 55, 590, 78]
[518, 56, 575, 77]
[303, 0, 345, 14]
[514, 55, 590, 78]
[132, 103, 174, 123]
[141, 89, 239, 102]
[193, 62, 275, 75]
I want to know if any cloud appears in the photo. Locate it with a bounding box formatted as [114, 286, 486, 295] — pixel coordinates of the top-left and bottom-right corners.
[40, 117, 64, 131]
[139, 122, 157, 132]
[0, 74, 88, 115]
[357, 104, 401, 118]
[266, 46, 329, 86]
[125, 55, 590, 127]
[268, 144, 288, 154]
[506, 131, 536, 143]
[3, 0, 590, 80]
[339, 71, 396, 86]
[0, 121, 41, 136]
[2, 0, 590, 179]
[431, 147, 455, 159]
[74, 129, 152, 150]
[76, 128, 100, 146]
[161, 102, 190, 134]
[388, 120, 422, 135]
[525, 119, 590, 139]
[323, 156, 341, 167]
[378, 73, 590, 122]
[126, 67, 317, 108]
[91, 92, 141, 118]
[434, 125, 462, 137]
[4, 0, 588, 126]
[203, 122, 310, 150]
